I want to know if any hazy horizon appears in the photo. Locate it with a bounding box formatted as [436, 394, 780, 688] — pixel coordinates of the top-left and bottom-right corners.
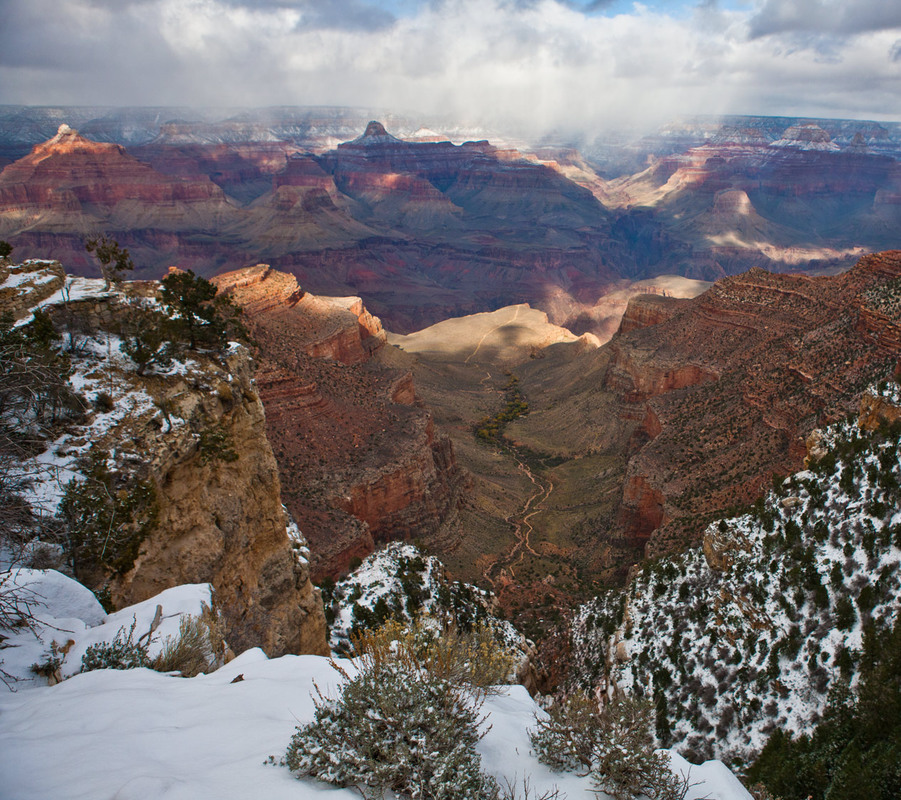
[2, 0, 900, 139]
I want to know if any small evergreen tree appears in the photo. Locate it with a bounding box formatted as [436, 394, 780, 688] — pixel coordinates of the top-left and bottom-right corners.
[118, 303, 176, 375]
[0, 240, 12, 260]
[60, 449, 158, 580]
[160, 269, 248, 351]
[85, 236, 134, 291]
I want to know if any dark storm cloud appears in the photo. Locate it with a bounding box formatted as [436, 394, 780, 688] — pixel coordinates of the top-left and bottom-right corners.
[749, 0, 901, 38]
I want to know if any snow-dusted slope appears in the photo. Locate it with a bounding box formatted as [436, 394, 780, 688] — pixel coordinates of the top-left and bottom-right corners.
[0, 571, 751, 800]
[0, 554, 749, 799]
[571, 385, 901, 767]
[325, 542, 524, 654]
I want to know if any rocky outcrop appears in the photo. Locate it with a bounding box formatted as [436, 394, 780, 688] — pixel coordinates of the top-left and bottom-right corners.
[213, 264, 386, 364]
[0, 258, 65, 318]
[858, 391, 901, 431]
[0, 125, 230, 224]
[213, 265, 465, 580]
[2, 260, 329, 656]
[107, 346, 328, 657]
[616, 294, 688, 335]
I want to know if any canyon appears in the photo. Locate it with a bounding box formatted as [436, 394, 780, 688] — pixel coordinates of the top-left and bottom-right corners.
[2, 105, 900, 651]
[211, 264, 464, 581]
[2, 109, 899, 338]
[389, 252, 901, 641]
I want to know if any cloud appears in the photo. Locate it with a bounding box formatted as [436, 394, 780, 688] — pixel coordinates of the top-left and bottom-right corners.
[748, 0, 901, 38]
[0, 0, 899, 137]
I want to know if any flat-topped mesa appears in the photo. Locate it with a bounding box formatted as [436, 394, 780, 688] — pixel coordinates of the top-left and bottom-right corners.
[617, 294, 689, 335]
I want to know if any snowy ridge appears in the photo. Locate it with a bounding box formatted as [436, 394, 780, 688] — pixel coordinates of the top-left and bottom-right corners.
[0, 570, 751, 800]
[0, 569, 212, 687]
[570, 388, 901, 768]
[326, 542, 526, 656]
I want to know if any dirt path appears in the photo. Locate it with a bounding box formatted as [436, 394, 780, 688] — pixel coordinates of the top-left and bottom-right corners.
[478, 369, 555, 588]
[464, 305, 521, 364]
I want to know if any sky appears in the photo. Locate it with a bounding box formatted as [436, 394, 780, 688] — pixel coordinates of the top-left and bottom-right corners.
[1, 0, 900, 136]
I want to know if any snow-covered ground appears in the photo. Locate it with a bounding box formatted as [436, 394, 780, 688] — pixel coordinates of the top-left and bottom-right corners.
[0, 570, 751, 800]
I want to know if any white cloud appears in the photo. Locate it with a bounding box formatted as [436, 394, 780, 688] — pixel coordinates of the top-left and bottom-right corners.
[0, 0, 899, 136]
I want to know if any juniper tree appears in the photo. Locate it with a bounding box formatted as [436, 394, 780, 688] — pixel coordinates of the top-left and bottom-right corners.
[160, 269, 248, 351]
[85, 236, 134, 291]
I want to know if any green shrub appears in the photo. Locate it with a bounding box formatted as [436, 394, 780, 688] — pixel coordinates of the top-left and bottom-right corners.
[60, 449, 158, 578]
[285, 621, 500, 799]
[197, 424, 239, 465]
[530, 691, 681, 800]
[81, 618, 150, 672]
[118, 304, 176, 375]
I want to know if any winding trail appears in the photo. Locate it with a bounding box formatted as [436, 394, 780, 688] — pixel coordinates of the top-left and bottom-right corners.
[478, 368, 555, 589]
[464, 306, 521, 364]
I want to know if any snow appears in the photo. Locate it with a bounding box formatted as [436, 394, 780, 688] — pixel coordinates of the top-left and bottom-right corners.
[37, 275, 114, 308]
[5, 567, 106, 626]
[0, 573, 752, 800]
[571, 392, 901, 765]
[0, 572, 212, 687]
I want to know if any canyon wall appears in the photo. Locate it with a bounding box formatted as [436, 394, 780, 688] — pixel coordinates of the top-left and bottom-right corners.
[6, 262, 330, 657]
[598, 252, 901, 561]
[213, 265, 465, 581]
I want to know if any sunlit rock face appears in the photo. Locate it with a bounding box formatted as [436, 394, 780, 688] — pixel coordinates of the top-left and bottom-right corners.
[213, 264, 465, 581]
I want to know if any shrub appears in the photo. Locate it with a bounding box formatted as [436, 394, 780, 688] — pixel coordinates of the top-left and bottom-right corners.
[351, 617, 517, 697]
[59, 449, 158, 578]
[152, 610, 223, 677]
[85, 236, 133, 290]
[285, 624, 499, 799]
[80, 618, 150, 672]
[530, 692, 682, 800]
[197, 424, 239, 465]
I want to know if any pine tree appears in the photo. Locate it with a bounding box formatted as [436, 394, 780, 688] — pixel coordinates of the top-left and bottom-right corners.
[160, 269, 248, 350]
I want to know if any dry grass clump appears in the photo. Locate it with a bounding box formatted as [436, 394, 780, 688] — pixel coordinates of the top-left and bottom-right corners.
[350, 617, 518, 697]
[152, 607, 225, 677]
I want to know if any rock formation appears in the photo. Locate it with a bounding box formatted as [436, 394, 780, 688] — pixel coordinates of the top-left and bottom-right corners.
[3, 260, 329, 656]
[595, 251, 901, 562]
[212, 265, 465, 580]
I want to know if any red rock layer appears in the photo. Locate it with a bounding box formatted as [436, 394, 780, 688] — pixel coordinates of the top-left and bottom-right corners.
[594, 252, 901, 562]
[213, 265, 464, 580]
